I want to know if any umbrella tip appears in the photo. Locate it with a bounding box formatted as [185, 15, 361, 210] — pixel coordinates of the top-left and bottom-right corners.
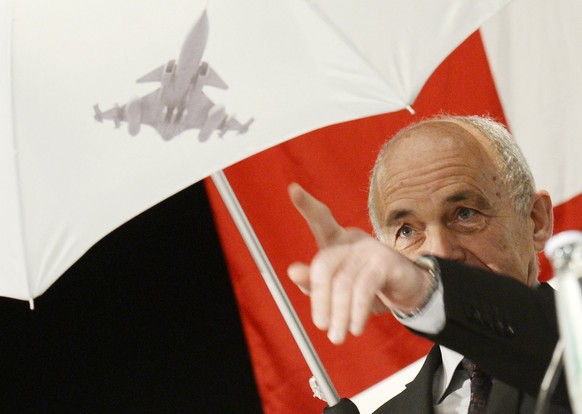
[29, 298, 35, 311]
[405, 105, 415, 115]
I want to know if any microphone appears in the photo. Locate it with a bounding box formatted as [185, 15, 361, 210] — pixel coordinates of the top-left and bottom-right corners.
[537, 230, 582, 414]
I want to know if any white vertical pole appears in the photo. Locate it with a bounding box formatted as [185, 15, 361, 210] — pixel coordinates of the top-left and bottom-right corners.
[211, 170, 340, 406]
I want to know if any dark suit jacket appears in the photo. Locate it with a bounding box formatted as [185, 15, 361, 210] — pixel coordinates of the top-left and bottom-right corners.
[373, 258, 571, 413]
[373, 345, 570, 414]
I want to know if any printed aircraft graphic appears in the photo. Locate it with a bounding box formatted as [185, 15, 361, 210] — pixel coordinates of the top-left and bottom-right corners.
[94, 10, 253, 141]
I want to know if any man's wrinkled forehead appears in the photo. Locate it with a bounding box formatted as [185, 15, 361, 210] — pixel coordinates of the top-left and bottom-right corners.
[384, 120, 486, 156]
[377, 121, 484, 180]
[372, 119, 502, 212]
[379, 120, 502, 187]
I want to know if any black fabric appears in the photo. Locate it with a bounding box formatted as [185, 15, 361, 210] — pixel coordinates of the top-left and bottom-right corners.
[425, 258, 568, 407]
[372, 346, 440, 413]
[323, 398, 360, 414]
[374, 258, 572, 413]
[0, 182, 263, 413]
[372, 344, 570, 414]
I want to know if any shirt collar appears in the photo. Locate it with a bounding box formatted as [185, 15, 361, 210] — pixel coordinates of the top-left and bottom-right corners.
[436, 346, 464, 401]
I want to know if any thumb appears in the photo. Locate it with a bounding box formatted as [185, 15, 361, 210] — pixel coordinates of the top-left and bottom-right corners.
[287, 262, 311, 295]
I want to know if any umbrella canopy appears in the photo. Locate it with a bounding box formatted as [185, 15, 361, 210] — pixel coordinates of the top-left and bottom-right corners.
[1, 0, 513, 303]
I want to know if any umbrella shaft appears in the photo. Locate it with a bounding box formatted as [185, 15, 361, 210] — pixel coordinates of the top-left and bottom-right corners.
[211, 170, 340, 406]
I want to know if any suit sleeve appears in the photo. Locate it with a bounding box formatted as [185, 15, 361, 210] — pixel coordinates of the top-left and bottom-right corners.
[409, 258, 569, 408]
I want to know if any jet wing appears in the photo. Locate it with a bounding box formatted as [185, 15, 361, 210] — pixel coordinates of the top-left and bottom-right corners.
[181, 90, 215, 130]
[132, 89, 162, 128]
[199, 62, 228, 90]
[136, 64, 165, 83]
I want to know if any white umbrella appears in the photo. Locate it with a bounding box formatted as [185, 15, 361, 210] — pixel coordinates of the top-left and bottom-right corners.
[1, 0, 512, 303]
[1, 0, 513, 405]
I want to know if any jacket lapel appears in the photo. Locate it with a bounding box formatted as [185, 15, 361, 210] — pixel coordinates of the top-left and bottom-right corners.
[372, 345, 441, 413]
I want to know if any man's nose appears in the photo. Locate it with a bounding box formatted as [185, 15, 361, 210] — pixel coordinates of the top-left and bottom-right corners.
[421, 227, 465, 262]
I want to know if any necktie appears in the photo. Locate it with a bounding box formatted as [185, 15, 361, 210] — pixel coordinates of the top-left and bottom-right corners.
[462, 358, 492, 414]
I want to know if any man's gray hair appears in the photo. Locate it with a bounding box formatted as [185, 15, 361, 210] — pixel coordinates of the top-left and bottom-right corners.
[368, 115, 536, 239]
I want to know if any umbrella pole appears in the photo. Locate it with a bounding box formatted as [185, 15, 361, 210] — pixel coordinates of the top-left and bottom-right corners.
[210, 170, 340, 406]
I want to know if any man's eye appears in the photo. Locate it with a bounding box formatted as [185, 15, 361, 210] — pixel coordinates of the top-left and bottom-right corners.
[397, 225, 413, 238]
[458, 207, 476, 220]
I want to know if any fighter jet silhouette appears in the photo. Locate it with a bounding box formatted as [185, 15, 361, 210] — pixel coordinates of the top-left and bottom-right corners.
[94, 10, 253, 141]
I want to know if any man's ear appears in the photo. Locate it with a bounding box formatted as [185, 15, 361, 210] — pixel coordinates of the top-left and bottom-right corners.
[530, 190, 554, 252]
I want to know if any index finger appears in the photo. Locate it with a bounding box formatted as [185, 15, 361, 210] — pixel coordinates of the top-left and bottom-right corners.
[288, 183, 344, 248]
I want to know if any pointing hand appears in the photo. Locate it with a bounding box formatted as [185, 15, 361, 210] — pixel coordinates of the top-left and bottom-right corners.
[287, 183, 432, 344]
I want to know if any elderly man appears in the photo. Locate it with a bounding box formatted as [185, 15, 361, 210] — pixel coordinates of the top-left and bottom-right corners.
[287, 116, 570, 413]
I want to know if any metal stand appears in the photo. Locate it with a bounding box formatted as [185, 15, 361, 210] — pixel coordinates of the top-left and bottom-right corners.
[211, 170, 340, 406]
[534, 339, 564, 414]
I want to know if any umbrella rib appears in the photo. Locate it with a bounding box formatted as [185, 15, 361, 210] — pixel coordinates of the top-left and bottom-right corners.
[211, 170, 340, 406]
[302, 0, 409, 106]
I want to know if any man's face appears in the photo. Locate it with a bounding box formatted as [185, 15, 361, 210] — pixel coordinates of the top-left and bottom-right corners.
[372, 121, 538, 286]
